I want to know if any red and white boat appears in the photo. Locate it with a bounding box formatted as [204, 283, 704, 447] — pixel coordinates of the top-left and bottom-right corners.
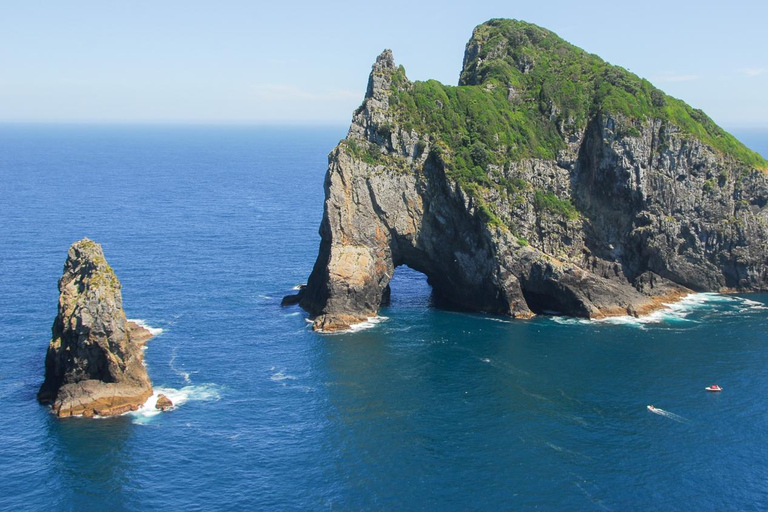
[705, 385, 722, 392]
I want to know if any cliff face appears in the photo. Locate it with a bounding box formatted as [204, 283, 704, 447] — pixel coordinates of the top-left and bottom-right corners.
[289, 20, 768, 331]
[38, 239, 154, 417]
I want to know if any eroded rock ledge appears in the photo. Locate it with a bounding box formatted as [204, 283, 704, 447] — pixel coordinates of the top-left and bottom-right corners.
[37, 239, 155, 417]
[285, 20, 768, 332]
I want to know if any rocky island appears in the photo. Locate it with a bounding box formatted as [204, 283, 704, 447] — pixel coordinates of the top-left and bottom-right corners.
[284, 19, 768, 332]
[37, 238, 156, 417]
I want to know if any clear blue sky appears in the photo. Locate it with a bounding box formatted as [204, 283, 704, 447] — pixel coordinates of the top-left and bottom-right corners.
[1, 0, 766, 128]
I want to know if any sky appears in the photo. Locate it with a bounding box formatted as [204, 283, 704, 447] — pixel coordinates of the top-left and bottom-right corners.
[1, 0, 766, 129]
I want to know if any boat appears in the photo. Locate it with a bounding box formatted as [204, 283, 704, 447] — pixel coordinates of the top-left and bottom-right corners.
[705, 385, 722, 392]
[647, 405, 657, 412]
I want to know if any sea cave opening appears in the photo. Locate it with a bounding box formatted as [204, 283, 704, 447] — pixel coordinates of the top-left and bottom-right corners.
[383, 265, 433, 311]
[520, 287, 563, 316]
[519, 281, 589, 317]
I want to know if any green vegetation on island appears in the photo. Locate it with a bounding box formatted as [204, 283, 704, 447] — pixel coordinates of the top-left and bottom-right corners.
[384, 18, 767, 200]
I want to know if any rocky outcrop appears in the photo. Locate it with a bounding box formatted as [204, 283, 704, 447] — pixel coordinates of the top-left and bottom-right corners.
[155, 394, 173, 411]
[127, 321, 154, 346]
[285, 20, 768, 331]
[37, 239, 155, 417]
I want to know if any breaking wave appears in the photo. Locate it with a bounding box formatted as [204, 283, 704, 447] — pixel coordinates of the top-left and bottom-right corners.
[129, 384, 222, 424]
[349, 315, 388, 332]
[551, 293, 766, 328]
[739, 298, 768, 311]
[127, 318, 164, 336]
[314, 315, 389, 334]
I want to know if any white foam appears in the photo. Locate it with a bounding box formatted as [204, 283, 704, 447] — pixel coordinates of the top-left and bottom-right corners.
[129, 384, 222, 424]
[647, 292, 762, 321]
[648, 406, 688, 423]
[739, 297, 768, 310]
[128, 319, 164, 336]
[692, 293, 737, 303]
[550, 293, 723, 328]
[269, 368, 315, 392]
[315, 315, 389, 334]
[547, 442, 563, 452]
[481, 316, 515, 324]
[349, 315, 388, 332]
[169, 346, 191, 384]
[551, 317, 591, 326]
[270, 371, 296, 382]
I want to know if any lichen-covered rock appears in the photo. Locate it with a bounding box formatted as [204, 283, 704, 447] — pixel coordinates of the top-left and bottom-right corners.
[37, 238, 154, 417]
[155, 394, 173, 411]
[285, 20, 768, 331]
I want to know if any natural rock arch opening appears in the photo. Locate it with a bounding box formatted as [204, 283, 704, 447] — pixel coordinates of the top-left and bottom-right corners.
[382, 265, 433, 311]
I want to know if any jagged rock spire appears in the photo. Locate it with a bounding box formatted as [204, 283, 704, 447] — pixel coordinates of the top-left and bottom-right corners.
[38, 238, 154, 417]
[365, 49, 396, 100]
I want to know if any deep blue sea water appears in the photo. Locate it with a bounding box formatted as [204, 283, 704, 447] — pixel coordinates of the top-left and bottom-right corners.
[1, 125, 768, 511]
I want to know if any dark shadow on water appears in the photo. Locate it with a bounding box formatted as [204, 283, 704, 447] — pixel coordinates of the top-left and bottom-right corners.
[386, 265, 519, 320]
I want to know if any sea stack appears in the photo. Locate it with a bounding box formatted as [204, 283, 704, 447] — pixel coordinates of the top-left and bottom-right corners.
[155, 394, 173, 411]
[37, 238, 155, 417]
[285, 19, 768, 331]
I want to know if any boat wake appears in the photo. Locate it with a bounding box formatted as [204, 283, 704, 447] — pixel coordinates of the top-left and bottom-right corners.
[648, 406, 688, 423]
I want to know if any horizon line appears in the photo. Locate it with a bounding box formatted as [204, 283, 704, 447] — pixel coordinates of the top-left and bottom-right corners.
[0, 120, 767, 131]
[0, 120, 353, 127]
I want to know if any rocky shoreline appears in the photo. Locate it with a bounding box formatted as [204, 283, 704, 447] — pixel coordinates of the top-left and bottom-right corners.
[302, 287, 696, 333]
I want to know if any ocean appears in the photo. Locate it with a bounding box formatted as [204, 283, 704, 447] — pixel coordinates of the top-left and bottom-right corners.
[1, 124, 768, 510]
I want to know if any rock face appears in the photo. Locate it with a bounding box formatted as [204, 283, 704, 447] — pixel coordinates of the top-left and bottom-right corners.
[37, 239, 154, 417]
[285, 20, 768, 332]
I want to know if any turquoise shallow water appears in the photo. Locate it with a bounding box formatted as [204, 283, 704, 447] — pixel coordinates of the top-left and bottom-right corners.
[1, 125, 768, 511]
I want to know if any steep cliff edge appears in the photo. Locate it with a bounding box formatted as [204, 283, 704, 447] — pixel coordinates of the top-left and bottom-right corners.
[37, 239, 154, 417]
[287, 19, 768, 332]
